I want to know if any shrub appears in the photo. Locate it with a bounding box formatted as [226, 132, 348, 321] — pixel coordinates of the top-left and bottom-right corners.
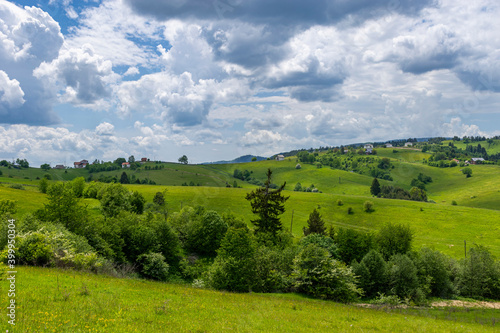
[387, 254, 421, 300]
[347, 207, 354, 214]
[352, 250, 387, 298]
[451, 200, 457, 206]
[9, 184, 24, 190]
[208, 227, 256, 292]
[333, 228, 374, 264]
[413, 248, 455, 298]
[136, 252, 169, 281]
[337, 199, 344, 206]
[38, 177, 49, 194]
[364, 201, 374, 212]
[462, 167, 473, 178]
[187, 210, 228, 256]
[16, 232, 53, 266]
[292, 244, 362, 302]
[295, 164, 301, 169]
[299, 233, 338, 258]
[0, 200, 17, 215]
[456, 245, 500, 299]
[376, 223, 413, 260]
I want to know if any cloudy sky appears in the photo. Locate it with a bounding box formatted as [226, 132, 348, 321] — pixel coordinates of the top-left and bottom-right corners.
[1, 0, 500, 166]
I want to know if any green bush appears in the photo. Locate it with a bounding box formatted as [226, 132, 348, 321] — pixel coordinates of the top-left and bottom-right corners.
[364, 201, 374, 212]
[456, 245, 500, 299]
[376, 223, 413, 260]
[16, 232, 53, 266]
[413, 248, 455, 298]
[208, 227, 256, 292]
[38, 177, 49, 193]
[299, 233, 338, 258]
[187, 210, 228, 256]
[352, 250, 387, 298]
[136, 252, 169, 281]
[337, 199, 344, 206]
[292, 244, 362, 302]
[0, 200, 16, 215]
[333, 228, 374, 264]
[387, 254, 421, 301]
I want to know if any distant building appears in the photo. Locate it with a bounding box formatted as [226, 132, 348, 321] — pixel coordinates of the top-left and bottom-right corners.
[471, 157, 485, 164]
[140, 157, 148, 163]
[73, 160, 88, 168]
[122, 162, 131, 168]
[54, 165, 65, 169]
[276, 155, 285, 161]
[364, 144, 373, 149]
[404, 142, 413, 147]
[385, 143, 393, 148]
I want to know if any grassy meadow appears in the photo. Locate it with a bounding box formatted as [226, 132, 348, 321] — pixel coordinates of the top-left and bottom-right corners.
[0, 265, 497, 333]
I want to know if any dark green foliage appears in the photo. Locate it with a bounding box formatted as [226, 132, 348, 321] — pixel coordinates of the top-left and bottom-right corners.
[153, 191, 165, 206]
[136, 252, 169, 281]
[119, 213, 159, 262]
[299, 233, 338, 258]
[35, 183, 87, 233]
[456, 245, 500, 299]
[16, 158, 29, 168]
[352, 250, 388, 298]
[187, 210, 228, 256]
[114, 157, 126, 166]
[333, 228, 374, 264]
[38, 177, 49, 193]
[120, 171, 130, 184]
[99, 183, 131, 218]
[129, 191, 146, 214]
[70, 177, 86, 198]
[303, 208, 326, 236]
[462, 167, 473, 178]
[208, 227, 256, 292]
[253, 246, 296, 292]
[409, 187, 427, 202]
[178, 155, 188, 164]
[40, 163, 51, 170]
[376, 223, 414, 260]
[379, 185, 427, 202]
[292, 244, 362, 302]
[154, 218, 182, 270]
[387, 254, 421, 300]
[377, 158, 391, 169]
[413, 248, 455, 298]
[364, 201, 374, 212]
[370, 178, 381, 196]
[294, 182, 302, 191]
[245, 169, 289, 239]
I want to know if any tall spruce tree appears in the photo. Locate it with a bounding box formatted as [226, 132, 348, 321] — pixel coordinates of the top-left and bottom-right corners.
[370, 178, 381, 196]
[303, 208, 326, 236]
[245, 169, 289, 238]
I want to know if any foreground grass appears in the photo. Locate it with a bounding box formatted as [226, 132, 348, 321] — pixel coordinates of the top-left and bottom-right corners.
[0, 266, 497, 332]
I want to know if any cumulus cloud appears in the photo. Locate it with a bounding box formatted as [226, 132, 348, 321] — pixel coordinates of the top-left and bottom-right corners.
[34, 44, 116, 107]
[240, 129, 282, 147]
[0, 70, 24, 112]
[95, 122, 115, 135]
[0, 1, 64, 124]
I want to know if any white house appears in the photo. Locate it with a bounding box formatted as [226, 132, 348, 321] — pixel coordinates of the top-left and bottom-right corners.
[364, 144, 373, 149]
[385, 143, 393, 148]
[73, 160, 88, 168]
[404, 142, 413, 147]
[276, 155, 285, 161]
[122, 162, 131, 168]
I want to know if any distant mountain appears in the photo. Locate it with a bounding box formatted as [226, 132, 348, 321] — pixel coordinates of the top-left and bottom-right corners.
[202, 155, 268, 164]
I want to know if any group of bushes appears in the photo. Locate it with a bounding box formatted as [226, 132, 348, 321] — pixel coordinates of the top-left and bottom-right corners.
[1, 182, 499, 304]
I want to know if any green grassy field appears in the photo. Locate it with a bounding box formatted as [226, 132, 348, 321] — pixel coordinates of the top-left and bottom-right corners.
[0, 265, 496, 332]
[441, 139, 500, 154]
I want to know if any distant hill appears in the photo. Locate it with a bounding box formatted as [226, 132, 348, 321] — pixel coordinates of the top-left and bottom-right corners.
[202, 155, 268, 164]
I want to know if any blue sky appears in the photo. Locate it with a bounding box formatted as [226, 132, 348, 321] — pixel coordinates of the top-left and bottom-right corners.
[1, 0, 500, 166]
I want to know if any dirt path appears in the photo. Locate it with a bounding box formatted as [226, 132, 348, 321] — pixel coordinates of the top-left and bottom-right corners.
[431, 300, 500, 309]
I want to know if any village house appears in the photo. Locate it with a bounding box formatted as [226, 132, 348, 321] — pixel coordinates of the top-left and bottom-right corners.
[471, 157, 485, 164]
[73, 160, 88, 168]
[54, 165, 65, 169]
[122, 162, 131, 168]
[364, 143, 373, 149]
[140, 157, 148, 163]
[404, 142, 413, 147]
[385, 143, 393, 148]
[276, 155, 285, 161]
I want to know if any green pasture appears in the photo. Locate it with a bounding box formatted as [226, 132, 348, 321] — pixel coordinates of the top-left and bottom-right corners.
[441, 139, 500, 154]
[0, 265, 496, 333]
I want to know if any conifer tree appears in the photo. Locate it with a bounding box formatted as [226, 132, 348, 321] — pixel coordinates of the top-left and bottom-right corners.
[245, 169, 288, 238]
[303, 208, 326, 236]
[370, 178, 381, 196]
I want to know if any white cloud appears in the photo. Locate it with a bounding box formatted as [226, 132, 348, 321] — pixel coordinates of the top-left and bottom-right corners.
[34, 44, 117, 108]
[95, 122, 115, 135]
[241, 129, 282, 147]
[0, 70, 24, 111]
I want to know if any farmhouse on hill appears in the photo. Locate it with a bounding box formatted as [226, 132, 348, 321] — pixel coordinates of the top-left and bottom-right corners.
[404, 142, 413, 147]
[73, 160, 88, 168]
[275, 154, 285, 161]
[140, 157, 148, 163]
[385, 143, 393, 148]
[471, 157, 485, 164]
[122, 162, 131, 168]
[364, 143, 373, 149]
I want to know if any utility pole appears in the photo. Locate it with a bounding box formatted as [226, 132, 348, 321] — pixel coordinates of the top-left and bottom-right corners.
[290, 210, 294, 234]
